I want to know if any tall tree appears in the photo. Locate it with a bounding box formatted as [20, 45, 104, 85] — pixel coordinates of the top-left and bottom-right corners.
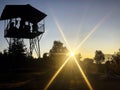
[112, 49, 120, 73]
[49, 41, 68, 53]
[49, 41, 68, 57]
[94, 50, 105, 64]
[112, 49, 120, 63]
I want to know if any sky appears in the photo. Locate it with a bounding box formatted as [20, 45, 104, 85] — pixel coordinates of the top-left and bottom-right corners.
[0, 0, 120, 59]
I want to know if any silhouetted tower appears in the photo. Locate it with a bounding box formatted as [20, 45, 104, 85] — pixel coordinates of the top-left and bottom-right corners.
[0, 4, 47, 58]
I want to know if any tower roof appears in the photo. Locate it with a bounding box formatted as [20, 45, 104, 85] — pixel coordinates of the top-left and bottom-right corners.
[0, 4, 47, 23]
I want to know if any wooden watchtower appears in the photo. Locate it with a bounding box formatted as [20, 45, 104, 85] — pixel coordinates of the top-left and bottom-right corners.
[0, 4, 47, 58]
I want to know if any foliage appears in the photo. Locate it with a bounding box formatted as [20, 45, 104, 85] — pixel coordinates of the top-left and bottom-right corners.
[112, 49, 120, 63]
[8, 39, 27, 57]
[105, 49, 120, 78]
[83, 58, 93, 65]
[49, 40, 68, 58]
[43, 52, 49, 60]
[94, 50, 105, 64]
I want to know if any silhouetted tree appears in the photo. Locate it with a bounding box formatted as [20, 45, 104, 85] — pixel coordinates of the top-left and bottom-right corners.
[0, 51, 3, 60]
[83, 58, 93, 65]
[3, 49, 7, 54]
[0, 51, 2, 56]
[48, 41, 68, 65]
[94, 50, 105, 64]
[83, 58, 98, 74]
[111, 49, 120, 74]
[113, 49, 120, 63]
[8, 39, 27, 57]
[49, 40, 68, 57]
[43, 52, 49, 60]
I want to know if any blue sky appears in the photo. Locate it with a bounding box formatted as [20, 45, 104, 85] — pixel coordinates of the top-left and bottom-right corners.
[0, 0, 120, 58]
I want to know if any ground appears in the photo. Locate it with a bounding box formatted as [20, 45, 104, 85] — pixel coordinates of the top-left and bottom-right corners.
[0, 59, 120, 90]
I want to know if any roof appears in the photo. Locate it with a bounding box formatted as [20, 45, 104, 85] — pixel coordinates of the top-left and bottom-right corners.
[0, 4, 47, 23]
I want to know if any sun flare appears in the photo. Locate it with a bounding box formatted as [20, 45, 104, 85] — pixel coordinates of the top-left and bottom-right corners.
[70, 51, 75, 57]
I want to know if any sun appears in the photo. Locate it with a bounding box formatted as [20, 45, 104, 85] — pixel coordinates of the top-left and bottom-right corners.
[70, 51, 75, 57]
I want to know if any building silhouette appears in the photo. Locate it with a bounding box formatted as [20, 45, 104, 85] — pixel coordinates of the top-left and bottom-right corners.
[0, 4, 47, 58]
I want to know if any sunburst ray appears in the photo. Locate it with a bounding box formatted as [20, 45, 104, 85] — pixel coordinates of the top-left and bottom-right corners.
[73, 56, 93, 90]
[44, 56, 71, 90]
[44, 11, 111, 90]
[74, 13, 111, 52]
